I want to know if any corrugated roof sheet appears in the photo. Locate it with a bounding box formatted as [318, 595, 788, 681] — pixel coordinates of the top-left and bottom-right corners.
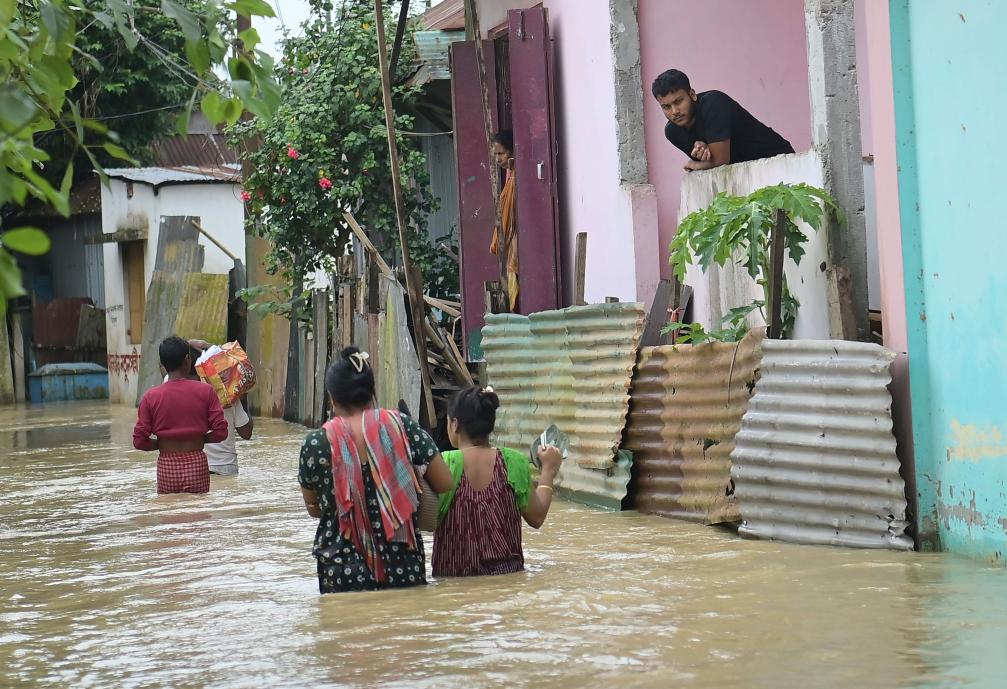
[152, 134, 238, 168]
[33, 298, 94, 349]
[174, 273, 229, 345]
[730, 339, 913, 550]
[414, 30, 466, 80]
[103, 164, 241, 187]
[421, 0, 464, 31]
[482, 303, 646, 510]
[626, 329, 764, 525]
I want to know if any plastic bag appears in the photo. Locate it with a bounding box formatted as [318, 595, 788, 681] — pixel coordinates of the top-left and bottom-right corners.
[195, 341, 256, 408]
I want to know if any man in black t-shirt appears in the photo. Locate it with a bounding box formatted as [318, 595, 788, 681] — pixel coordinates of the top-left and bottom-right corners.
[652, 69, 794, 171]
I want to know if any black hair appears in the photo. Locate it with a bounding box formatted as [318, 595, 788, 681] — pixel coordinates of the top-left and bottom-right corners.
[325, 346, 375, 409]
[159, 335, 191, 373]
[448, 386, 500, 443]
[493, 130, 514, 153]
[651, 69, 692, 99]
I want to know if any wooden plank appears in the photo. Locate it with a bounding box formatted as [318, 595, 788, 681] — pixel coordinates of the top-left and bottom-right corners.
[84, 227, 148, 245]
[574, 232, 587, 306]
[343, 212, 394, 279]
[191, 220, 239, 261]
[768, 209, 786, 340]
[313, 289, 329, 425]
[640, 279, 675, 347]
[424, 294, 461, 318]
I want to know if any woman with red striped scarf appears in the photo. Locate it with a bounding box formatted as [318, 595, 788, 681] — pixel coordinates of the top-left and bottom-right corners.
[432, 387, 564, 577]
[298, 347, 453, 593]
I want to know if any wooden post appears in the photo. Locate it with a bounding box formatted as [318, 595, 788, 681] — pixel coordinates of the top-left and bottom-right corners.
[463, 0, 508, 308]
[768, 209, 787, 339]
[389, 0, 411, 79]
[11, 311, 25, 402]
[574, 232, 587, 306]
[373, 0, 436, 427]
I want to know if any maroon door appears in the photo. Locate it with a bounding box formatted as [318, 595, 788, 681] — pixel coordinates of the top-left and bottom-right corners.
[451, 40, 499, 360]
[509, 7, 562, 313]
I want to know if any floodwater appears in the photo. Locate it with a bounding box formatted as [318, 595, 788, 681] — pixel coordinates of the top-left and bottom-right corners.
[1, 402, 1005, 689]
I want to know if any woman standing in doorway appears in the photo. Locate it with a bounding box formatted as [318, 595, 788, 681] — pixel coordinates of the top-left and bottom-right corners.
[490, 130, 520, 311]
[298, 347, 453, 593]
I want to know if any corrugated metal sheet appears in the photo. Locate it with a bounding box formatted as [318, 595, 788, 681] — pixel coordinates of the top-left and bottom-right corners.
[33, 298, 94, 348]
[104, 164, 241, 188]
[730, 339, 913, 550]
[482, 303, 646, 509]
[415, 31, 466, 81]
[152, 134, 238, 168]
[421, 0, 464, 30]
[626, 329, 764, 525]
[173, 273, 229, 344]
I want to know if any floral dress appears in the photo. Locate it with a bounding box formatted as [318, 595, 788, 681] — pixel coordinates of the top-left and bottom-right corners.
[298, 414, 439, 593]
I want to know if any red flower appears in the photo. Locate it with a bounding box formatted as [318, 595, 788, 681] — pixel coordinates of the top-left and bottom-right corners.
[240, 190, 252, 202]
[319, 177, 333, 190]
[287, 146, 300, 159]
[257, 189, 265, 199]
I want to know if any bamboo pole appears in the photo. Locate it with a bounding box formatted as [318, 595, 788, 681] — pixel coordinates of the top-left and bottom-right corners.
[372, 0, 436, 427]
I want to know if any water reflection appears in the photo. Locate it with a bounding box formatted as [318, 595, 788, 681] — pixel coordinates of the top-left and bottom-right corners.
[0, 402, 1004, 688]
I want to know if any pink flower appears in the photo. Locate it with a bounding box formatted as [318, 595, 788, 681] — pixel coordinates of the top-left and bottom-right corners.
[287, 146, 300, 159]
[240, 190, 252, 202]
[319, 177, 333, 190]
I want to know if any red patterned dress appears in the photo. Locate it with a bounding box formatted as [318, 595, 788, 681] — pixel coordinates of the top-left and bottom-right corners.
[432, 451, 524, 577]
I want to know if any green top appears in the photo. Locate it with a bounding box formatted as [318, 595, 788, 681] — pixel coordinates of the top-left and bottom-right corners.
[437, 447, 532, 525]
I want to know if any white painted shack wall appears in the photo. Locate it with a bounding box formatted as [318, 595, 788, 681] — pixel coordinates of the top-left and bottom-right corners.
[100, 179, 245, 404]
[678, 151, 832, 340]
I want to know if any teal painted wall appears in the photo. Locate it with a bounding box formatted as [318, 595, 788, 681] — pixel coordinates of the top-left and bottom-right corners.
[890, 0, 1007, 563]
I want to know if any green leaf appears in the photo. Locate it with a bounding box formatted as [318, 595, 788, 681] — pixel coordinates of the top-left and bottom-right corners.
[228, 57, 254, 82]
[226, 0, 277, 18]
[220, 97, 243, 125]
[238, 28, 261, 51]
[0, 85, 39, 134]
[161, 0, 202, 43]
[41, 2, 73, 40]
[2, 227, 51, 256]
[201, 90, 225, 124]
[185, 39, 211, 74]
[0, 248, 27, 304]
[60, 164, 73, 197]
[103, 142, 134, 162]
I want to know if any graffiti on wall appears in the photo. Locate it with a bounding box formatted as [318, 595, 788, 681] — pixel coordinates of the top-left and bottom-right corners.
[107, 348, 140, 381]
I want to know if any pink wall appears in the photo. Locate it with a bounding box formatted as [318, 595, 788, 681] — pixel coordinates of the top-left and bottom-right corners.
[477, 0, 642, 304]
[858, 1, 908, 353]
[638, 0, 812, 279]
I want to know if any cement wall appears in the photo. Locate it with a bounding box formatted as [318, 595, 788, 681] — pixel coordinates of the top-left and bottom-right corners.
[100, 179, 244, 404]
[639, 0, 813, 282]
[890, 0, 1007, 563]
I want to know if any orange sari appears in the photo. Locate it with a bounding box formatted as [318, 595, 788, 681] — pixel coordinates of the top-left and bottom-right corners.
[490, 167, 519, 311]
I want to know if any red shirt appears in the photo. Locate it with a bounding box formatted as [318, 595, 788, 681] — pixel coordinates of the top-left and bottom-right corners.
[133, 379, 228, 451]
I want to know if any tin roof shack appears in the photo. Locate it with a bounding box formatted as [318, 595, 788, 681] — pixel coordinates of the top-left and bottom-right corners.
[95, 164, 245, 404]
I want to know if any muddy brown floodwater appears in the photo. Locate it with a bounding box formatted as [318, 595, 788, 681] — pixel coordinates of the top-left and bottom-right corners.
[1, 401, 1006, 688]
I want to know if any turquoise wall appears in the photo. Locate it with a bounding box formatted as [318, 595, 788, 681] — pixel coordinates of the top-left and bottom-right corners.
[890, 0, 1007, 563]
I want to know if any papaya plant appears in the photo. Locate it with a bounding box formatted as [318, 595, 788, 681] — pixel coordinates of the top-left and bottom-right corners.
[662, 182, 841, 343]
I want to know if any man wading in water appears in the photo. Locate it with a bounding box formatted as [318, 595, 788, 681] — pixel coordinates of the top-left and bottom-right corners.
[133, 336, 228, 494]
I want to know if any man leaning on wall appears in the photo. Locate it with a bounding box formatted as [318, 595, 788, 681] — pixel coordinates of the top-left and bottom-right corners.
[653, 69, 794, 171]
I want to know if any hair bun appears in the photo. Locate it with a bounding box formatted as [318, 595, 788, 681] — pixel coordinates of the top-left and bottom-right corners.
[479, 388, 500, 410]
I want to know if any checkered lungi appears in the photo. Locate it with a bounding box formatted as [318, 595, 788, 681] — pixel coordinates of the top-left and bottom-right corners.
[157, 450, 210, 494]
